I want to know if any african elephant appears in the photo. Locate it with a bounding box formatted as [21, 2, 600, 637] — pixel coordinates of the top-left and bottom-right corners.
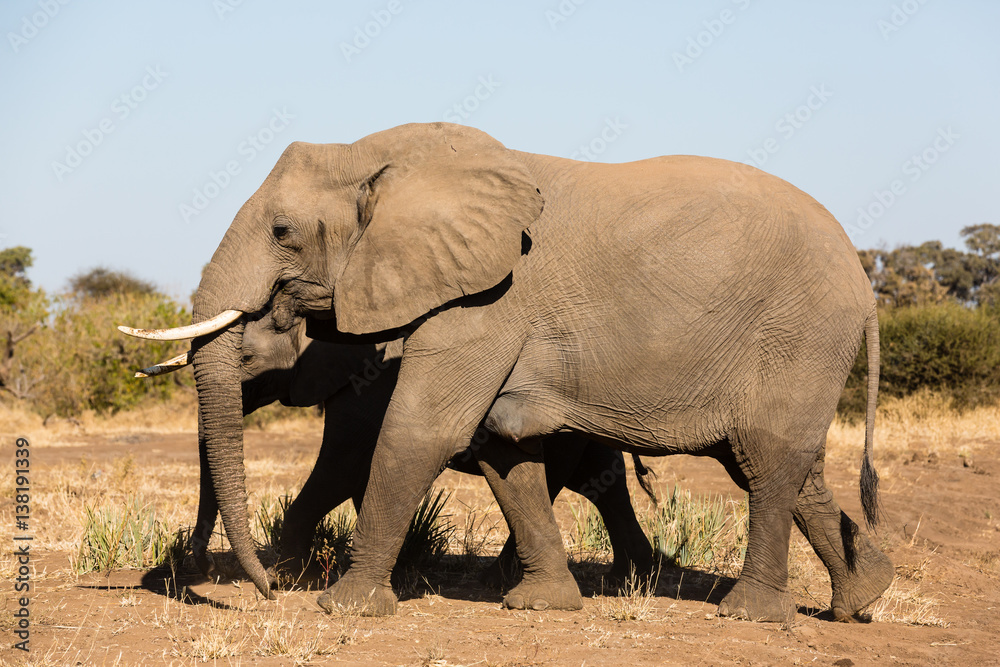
[121, 122, 892, 622]
[175, 307, 655, 587]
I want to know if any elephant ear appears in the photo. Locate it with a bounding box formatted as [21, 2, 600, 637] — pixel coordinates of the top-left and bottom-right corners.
[334, 123, 543, 335]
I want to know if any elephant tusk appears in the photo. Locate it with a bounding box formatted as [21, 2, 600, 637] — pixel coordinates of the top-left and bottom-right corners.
[134, 351, 190, 378]
[118, 309, 243, 341]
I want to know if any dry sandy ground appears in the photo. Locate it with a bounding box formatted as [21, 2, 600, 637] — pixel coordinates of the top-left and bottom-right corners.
[1, 405, 999, 666]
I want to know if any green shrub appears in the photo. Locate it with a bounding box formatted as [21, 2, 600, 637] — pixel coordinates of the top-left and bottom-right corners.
[839, 303, 1000, 416]
[11, 292, 192, 416]
[570, 502, 612, 554]
[76, 497, 184, 573]
[645, 486, 747, 570]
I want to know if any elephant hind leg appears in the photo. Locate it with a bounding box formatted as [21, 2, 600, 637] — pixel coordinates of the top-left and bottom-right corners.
[717, 420, 827, 623]
[793, 459, 893, 621]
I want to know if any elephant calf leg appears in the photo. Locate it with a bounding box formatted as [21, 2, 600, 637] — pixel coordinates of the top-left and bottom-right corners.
[794, 465, 893, 621]
[476, 434, 583, 611]
[565, 441, 655, 590]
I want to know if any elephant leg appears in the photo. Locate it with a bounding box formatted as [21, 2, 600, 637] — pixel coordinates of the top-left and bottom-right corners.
[564, 440, 654, 589]
[486, 433, 586, 590]
[316, 333, 523, 616]
[191, 432, 219, 578]
[715, 421, 824, 623]
[474, 433, 583, 611]
[279, 382, 390, 574]
[793, 451, 893, 621]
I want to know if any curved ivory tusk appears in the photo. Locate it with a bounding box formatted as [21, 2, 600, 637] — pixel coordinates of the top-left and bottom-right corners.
[118, 309, 243, 341]
[134, 352, 190, 378]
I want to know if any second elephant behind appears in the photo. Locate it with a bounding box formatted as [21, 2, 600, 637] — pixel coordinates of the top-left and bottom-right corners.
[182, 308, 656, 589]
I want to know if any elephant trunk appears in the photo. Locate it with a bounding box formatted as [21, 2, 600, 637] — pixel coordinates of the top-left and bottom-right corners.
[191, 323, 275, 599]
[189, 233, 278, 599]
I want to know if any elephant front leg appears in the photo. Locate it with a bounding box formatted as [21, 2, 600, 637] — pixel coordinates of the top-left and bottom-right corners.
[793, 460, 893, 621]
[475, 434, 583, 611]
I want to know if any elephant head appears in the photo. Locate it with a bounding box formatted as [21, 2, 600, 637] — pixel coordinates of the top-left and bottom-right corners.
[120, 123, 544, 597]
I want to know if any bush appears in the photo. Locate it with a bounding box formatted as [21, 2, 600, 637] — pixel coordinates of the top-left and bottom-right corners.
[11, 292, 192, 416]
[76, 496, 184, 573]
[839, 303, 1000, 416]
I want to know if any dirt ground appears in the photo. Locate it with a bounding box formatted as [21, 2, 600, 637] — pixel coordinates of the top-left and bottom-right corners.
[2, 412, 999, 666]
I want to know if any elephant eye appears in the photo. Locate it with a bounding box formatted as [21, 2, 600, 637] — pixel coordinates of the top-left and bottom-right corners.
[241, 353, 254, 365]
[272, 221, 290, 240]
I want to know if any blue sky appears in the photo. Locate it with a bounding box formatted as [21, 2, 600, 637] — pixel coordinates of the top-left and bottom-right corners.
[1, 1, 996, 302]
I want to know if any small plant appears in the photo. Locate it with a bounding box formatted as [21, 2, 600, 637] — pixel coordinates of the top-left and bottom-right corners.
[865, 578, 948, 626]
[254, 494, 293, 556]
[313, 506, 357, 586]
[570, 502, 612, 555]
[598, 566, 659, 622]
[76, 496, 181, 573]
[396, 488, 454, 569]
[645, 486, 747, 571]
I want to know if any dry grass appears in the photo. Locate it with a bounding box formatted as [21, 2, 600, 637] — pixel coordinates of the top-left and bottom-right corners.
[828, 389, 1000, 465]
[596, 567, 660, 622]
[864, 578, 949, 627]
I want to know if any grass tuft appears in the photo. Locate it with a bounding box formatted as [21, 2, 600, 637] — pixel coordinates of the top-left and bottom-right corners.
[76, 496, 184, 573]
[645, 486, 748, 571]
[865, 578, 949, 626]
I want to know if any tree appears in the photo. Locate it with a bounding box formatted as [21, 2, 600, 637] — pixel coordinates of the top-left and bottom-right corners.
[68, 267, 157, 300]
[0, 247, 48, 399]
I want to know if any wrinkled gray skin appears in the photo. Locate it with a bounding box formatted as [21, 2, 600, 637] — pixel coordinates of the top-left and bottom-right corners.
[189, 122, 892, 621]
[190, 310, 655, 588]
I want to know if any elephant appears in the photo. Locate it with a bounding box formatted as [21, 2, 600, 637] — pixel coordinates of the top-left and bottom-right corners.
[173, 304, 656, 588]
[121, 122, 892, 622]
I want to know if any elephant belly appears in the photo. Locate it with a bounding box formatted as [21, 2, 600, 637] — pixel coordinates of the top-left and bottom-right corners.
[493, 335, 736, 457]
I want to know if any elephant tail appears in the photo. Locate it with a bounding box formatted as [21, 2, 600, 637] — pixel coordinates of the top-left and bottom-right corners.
[632, 454, 659, 507]
[860, 305, 882, 529]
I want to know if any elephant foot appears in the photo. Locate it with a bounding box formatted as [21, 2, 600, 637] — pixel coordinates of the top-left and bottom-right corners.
[502, 571, 583, 611]
[718, 579, 795, 623]
[316, 573, 397, 616]
[831, 548, 895, 622]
